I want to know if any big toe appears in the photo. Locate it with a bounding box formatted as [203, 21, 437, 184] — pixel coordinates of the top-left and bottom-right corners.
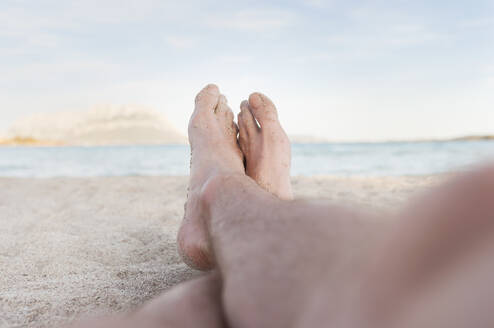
[195, 84, 220, 113]
[248, 92, 279, 127]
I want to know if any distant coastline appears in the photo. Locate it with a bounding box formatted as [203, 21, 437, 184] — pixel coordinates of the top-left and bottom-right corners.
[0, 137, 187, 147]
[0, 137, 65, 147]
[453, 135, 494, 141]
[0, 135, 492, 147]
[289, 135, 494, 144]
[2, 106, 491, 147]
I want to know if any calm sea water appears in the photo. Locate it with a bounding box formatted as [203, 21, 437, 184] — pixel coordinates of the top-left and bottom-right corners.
[1, 141, 493, 177]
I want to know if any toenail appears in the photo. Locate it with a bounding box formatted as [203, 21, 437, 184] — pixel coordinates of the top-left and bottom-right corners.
[205, 84, 219, 93]
[240, 100, 249, 110]
[249, 93, 264, 106]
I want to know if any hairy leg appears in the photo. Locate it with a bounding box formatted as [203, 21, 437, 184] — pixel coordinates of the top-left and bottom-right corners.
[202, 173, 382, 328]
[361, 165, 494, 327]
[178, 84, 382, 327]
[131, 272, 225, 328]
[69, 273, 226, 328]
[202, 165, 494, 328]
[179, 85, 494, 327]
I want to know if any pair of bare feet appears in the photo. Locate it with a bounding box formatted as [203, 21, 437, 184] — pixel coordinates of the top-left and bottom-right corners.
[177, 84, 293, 270]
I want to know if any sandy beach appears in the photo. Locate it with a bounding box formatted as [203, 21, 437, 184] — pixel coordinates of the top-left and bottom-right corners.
[0, 175, 444, 327]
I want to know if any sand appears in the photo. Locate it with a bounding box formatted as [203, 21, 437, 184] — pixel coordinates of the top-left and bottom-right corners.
[0, 175, 444, 327]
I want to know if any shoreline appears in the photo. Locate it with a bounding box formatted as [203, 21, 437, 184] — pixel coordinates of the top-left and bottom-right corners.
[0, 136, 492, 147]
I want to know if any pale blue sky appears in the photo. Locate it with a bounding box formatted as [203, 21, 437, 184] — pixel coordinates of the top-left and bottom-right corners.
[1, 0, 493, 141]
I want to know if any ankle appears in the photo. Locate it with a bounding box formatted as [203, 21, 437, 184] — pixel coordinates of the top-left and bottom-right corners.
[199, 172, 246, 209]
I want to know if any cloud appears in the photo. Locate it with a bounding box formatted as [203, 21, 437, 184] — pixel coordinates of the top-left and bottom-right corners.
[0, 58, 122, 91]
[303, 0, 331, 8]
[26, 34, 59, 48]
[0, 0, 194, 54]
[288, 53, 333, 64]
[205, 9, 295, 31]
[459, 17, 494, 28]
[214, 55, 252, 64]
[164, 36, 197, 49]
[326, 21, 447, 51]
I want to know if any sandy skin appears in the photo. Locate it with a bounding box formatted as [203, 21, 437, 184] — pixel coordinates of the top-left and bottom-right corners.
[177, 85, 294, 270]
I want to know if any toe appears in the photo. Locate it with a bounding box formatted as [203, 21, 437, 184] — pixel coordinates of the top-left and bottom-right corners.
[217, 94, 235, 126]
[195, 84, 220, 113]
[248, 92, 279, 127]
[240, 100, 260, 134]
[238, 112, 248, 149]
[216, 95, 230, 114]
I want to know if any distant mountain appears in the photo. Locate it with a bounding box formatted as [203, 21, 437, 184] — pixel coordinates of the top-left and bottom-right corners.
[6, 105, 187, 146]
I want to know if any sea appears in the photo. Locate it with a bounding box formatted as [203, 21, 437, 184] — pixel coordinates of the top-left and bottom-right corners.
[1, 141, 493, 178]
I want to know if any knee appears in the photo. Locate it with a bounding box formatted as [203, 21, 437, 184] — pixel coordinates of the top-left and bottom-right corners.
[453, 163, 494, 207]
[423, 163, 494, 238]
[468, 163, 494, 186]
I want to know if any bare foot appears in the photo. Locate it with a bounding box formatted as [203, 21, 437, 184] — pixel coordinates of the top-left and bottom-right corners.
[238, 92, 293, 200]
[177, 84, 244, 271]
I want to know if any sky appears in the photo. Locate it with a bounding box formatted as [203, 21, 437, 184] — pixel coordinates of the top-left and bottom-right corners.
[1, 0, 493, 141]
